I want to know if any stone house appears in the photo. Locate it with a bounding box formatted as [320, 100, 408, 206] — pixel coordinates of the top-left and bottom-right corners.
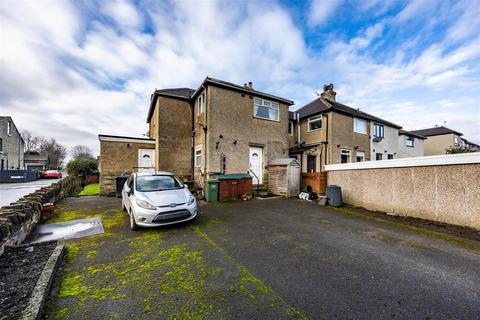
[409, 126, 478, 155]
[289, 84, 402, 172]
[99, 77, 293, 195]
[24, 153, 49, 171]
[398, 130, 426, 158]
[147, 77, 293, 191]
[98, 135, 155, 195]
[0, 116, 24, 170]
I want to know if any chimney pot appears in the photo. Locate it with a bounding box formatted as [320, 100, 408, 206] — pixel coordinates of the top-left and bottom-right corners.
[321, 83, 336, 101]
[248, 81, 253, 89]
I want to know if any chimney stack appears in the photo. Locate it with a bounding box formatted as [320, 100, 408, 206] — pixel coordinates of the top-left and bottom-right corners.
[321, 83, 336, 101]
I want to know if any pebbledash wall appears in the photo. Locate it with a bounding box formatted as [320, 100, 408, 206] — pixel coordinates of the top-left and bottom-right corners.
[325, 152, 480, 230]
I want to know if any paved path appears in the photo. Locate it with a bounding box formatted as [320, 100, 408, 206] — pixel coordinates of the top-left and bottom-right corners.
[43, 197, 480, 319]
[0, 178, 63, 207]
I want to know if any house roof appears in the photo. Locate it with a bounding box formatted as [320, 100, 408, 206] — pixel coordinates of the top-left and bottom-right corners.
[461, 138, 479, 147]
[147, 77, 294, 123]
[98, 134, 155, 144]
[409, 126, 463, 137]
[291, 97, 402, 129]
[269, 158, 300, 166]
[191, 77, 294, 106]
[146, 88, 195, 123]
[398, 129, 426, 140]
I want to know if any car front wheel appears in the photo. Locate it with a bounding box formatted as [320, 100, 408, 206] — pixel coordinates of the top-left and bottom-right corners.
[129, 211, 139, 231]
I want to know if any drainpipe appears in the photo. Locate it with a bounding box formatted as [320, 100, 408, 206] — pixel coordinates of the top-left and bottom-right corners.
[203, 85, 208, 190]
[190, 92, 195, 184]
[296, 112, 300, 145]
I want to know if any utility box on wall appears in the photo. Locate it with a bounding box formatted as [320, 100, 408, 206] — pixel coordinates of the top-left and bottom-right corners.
[268, 158, 301, 197]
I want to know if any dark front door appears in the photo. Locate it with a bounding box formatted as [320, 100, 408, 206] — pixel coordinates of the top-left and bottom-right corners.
[307, 155, 316, 172]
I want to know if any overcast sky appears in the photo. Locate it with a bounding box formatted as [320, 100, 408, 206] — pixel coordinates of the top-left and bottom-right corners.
[1, 0, 479, 157]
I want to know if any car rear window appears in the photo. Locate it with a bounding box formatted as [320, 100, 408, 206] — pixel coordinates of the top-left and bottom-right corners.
[136, 175, 184, 192]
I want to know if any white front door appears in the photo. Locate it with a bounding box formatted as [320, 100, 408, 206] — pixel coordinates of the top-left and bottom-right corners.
[249, 147, 263, 184]
[138, 149, 155, 172]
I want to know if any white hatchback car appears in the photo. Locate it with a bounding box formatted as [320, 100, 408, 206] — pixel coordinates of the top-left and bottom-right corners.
[121, 172, 197, 230]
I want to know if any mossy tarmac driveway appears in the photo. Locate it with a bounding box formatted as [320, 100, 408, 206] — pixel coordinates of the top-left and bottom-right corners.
[44, 196, 480, 319]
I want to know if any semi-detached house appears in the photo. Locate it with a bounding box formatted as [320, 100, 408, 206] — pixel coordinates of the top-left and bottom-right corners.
[99, 77, 293, 195]
[288, 84, 403, 173]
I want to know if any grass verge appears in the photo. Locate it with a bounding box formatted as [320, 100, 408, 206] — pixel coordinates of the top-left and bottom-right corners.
[78, 183, 99, 196]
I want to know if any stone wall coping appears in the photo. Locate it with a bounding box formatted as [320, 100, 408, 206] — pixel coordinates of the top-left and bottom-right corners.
[325, 151, 480, 171]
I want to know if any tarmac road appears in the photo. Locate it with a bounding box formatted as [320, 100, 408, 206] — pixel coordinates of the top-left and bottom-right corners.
[0, 178, 63, 207]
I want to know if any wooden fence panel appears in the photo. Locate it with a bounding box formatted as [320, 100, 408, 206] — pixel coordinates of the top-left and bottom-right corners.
[301, 172, 327, 194]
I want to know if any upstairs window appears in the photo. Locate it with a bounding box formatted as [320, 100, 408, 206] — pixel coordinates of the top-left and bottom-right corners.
[0, 138, 2, 152]
[288, 121, 293, 135]
[7, 121, 11, 136]
[376, 153, 383, 160]
[308, 115, 322, 132]
[354, 118, 367, 134]
[198, 94, 205, 114]
[405, 136, 414, 148]
[195, 147, 202, 167]
[254, 97, 279, 121]
[373, 123, 384, 138]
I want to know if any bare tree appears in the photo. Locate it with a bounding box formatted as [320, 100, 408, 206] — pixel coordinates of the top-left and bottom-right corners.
[21, 130, 41, 153]
[71, 145, 95, 160]
[39, 138, 67, 168]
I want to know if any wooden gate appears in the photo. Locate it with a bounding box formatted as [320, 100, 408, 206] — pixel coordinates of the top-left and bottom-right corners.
[301, 172, 327, 194]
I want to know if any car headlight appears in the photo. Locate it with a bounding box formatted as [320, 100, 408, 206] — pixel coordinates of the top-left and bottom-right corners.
[187, 195, 196, 206]
[136, 200, 157, 210]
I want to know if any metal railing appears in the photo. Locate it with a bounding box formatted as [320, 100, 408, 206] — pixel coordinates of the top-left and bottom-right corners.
[248, 170, 260, 197]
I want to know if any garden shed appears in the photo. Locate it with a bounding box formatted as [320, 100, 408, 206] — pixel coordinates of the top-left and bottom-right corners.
[267, 158, 301, 197]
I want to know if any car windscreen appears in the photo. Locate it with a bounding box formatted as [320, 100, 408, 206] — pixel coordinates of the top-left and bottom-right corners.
[135, 175, 184, 192]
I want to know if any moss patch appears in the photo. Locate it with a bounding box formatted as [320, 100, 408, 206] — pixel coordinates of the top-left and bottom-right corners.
[79, 183, 100, 196]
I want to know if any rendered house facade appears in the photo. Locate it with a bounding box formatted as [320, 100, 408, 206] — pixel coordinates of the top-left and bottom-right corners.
[409, 126, 477, 155]
[289, 85, 402, 172]
[147, 78, 293, 191]
[398, 130, 426, 158]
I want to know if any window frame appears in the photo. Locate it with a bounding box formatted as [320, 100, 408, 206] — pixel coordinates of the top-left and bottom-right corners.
[373, 123, 384, 138]
[341, 149, 351, 163]
[356, 151, 365, 162]
[288, 121, 293, 136]
[253, 97, 279, 122]
[194, 146, 203, 167]
[376, 153, 383, 161]
[354, 118, 367, 134]
[405, 136, 414, 148]
[198, 94, 205, 115]
[308, 115, 322, 132]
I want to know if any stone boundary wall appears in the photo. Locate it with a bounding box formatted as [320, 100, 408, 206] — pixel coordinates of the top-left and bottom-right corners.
[325, 153, 480, 230]
[0, 176, 80, 255]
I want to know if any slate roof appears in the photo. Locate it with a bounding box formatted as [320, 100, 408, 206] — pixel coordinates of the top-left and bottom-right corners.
[147, 77, 294, 123]
[269, 158, 300, 166]
[409, 126, 463, 137]
[398, 130, 426, 140]
[146, 88, 195, 123]
[191, 77, 294, 105]
[291, 97, 402, 129]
